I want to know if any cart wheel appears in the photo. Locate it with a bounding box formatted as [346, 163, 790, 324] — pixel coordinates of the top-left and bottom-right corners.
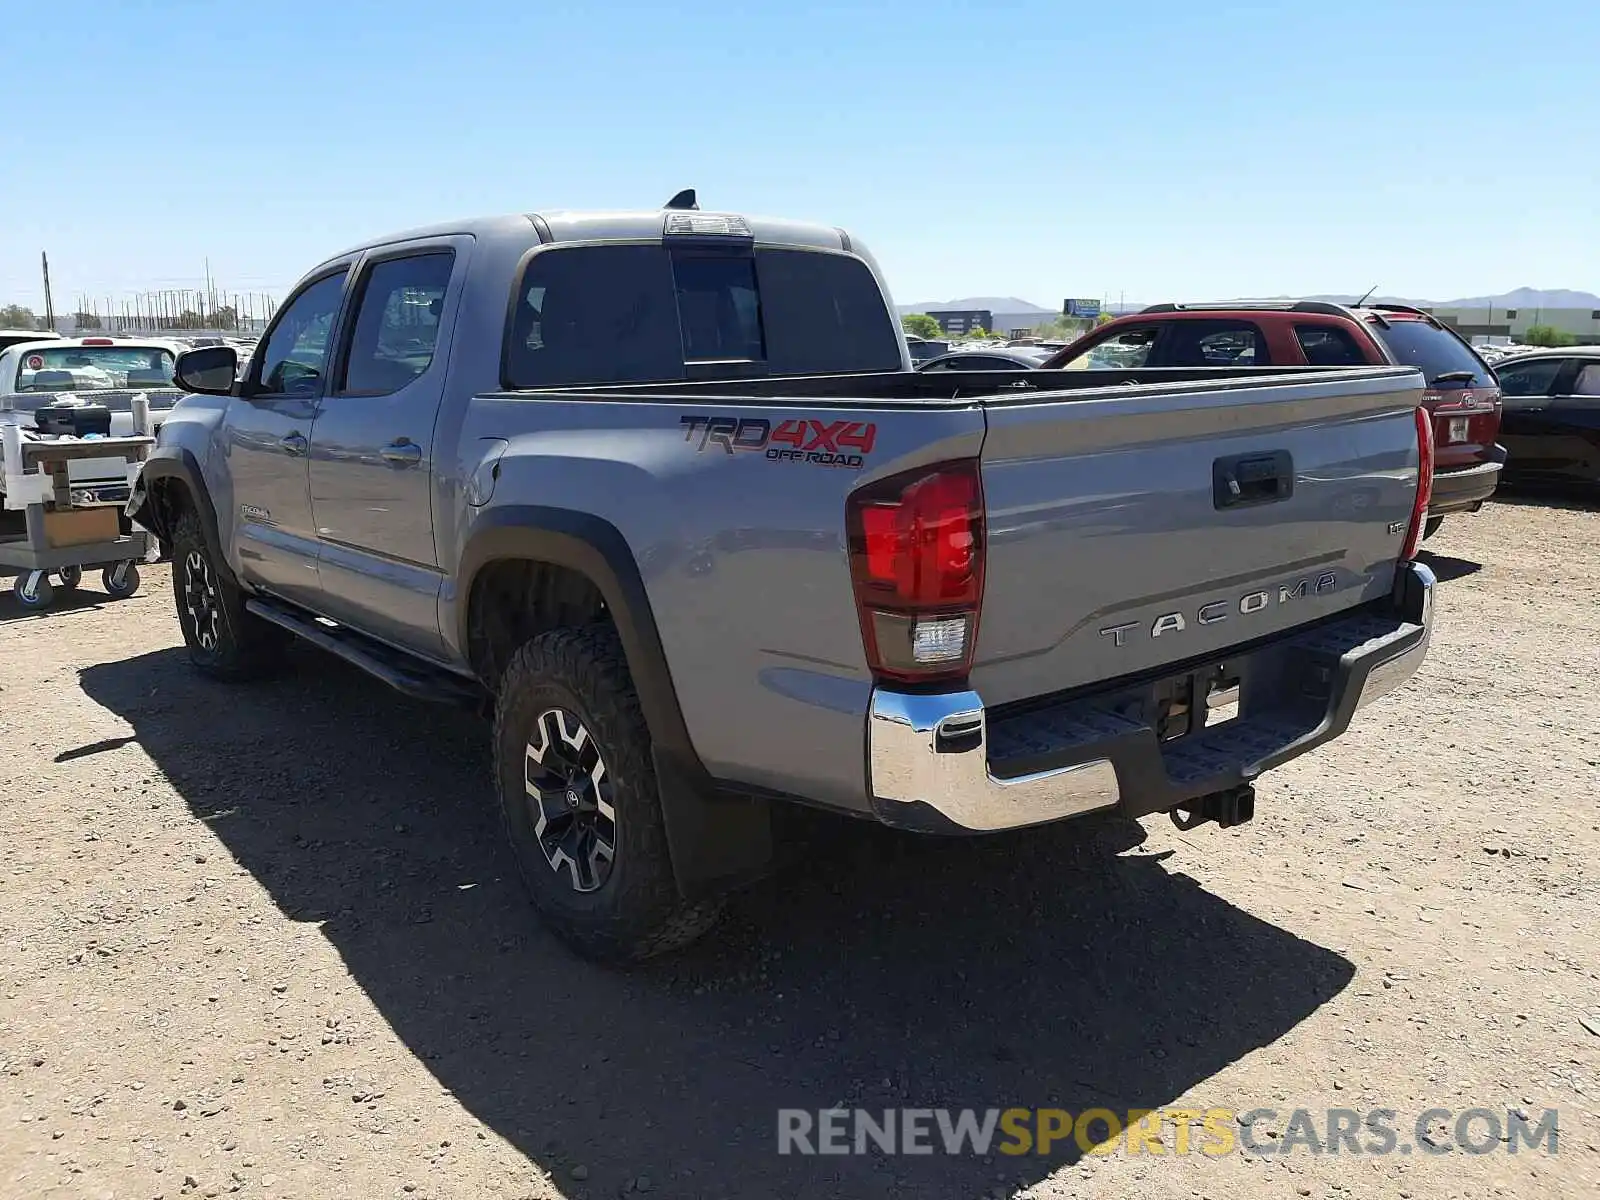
[103, 562, 141, 600]
[12, 572, 54, 611]
[56, 565, 83, 591]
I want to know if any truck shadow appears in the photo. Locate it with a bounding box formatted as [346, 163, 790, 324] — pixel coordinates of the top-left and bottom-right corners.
[78, 648, 1354, 1199]
[1414, 549, 1483, 585]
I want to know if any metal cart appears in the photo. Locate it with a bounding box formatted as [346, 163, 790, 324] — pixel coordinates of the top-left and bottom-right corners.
[1, 406, 156, 612]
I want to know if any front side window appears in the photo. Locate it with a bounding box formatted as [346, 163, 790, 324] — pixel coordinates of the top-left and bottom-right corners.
[1495, 358, 1564, 397]
[339, 252, 454, 395]
[1060, 326, 1160, 370]
[1573, 363, 1600, 396]
[254, 271, 347, 395]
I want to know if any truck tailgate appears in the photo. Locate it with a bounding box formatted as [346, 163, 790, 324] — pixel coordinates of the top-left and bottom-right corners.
[971, 367, 1424, 707]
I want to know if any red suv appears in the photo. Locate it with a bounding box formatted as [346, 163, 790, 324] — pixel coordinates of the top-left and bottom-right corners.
[1041, 302, 1504, 538]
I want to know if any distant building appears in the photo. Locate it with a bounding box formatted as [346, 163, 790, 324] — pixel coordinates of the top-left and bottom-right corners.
[991, 310, 1058, 335]
[1426, 305, 1600, 345]
[926, 309, 993, 336]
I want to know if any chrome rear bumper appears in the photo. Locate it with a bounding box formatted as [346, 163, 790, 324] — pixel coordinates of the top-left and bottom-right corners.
[867, 560, 1435, 833]
[867, 690, 1121, 832]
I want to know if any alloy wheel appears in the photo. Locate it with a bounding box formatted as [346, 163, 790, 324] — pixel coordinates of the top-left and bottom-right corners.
[182, 550, 222, 652]
[524, 707, 616, 893]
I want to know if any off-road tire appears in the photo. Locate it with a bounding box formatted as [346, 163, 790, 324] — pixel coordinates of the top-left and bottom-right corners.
[170, 508, 287, 680]
[493, 625, 722, 962]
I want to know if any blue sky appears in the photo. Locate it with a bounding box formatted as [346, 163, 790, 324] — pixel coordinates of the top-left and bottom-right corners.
[4, 0, 1594, 315]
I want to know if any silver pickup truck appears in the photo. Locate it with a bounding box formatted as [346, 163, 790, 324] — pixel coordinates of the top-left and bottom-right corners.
[129, 196, 1437, 961]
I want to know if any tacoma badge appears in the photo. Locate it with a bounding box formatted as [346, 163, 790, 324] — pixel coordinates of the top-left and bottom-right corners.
[1100, 571, 1339, 646]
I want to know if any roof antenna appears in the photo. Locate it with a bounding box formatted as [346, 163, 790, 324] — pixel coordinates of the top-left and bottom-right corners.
[1353, 284, 1379, 308]
[664, 188, 699, 211]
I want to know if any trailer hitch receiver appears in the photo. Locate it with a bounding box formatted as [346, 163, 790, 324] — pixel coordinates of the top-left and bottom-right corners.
[1170, 783, 1256, 831]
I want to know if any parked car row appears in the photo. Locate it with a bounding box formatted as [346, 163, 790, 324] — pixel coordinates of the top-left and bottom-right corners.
[915, 300, 1597, 513]
[1494, 347, 1600, 489]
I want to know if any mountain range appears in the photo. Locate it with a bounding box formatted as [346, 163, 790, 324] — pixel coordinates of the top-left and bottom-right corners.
[898, 288, 1599, 316]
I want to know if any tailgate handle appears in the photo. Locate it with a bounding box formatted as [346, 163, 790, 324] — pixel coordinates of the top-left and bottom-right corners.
[1214, 451, 1293, 509]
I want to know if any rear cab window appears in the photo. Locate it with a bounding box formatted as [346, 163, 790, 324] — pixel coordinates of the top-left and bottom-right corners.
[503, 242, 902, 388]
[1366, 317, 1494, 389]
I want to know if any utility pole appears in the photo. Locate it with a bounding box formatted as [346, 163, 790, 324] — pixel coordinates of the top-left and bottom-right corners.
[40, 251, 56, 330]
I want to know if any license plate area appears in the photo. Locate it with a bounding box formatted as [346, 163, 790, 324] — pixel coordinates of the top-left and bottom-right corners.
[1146, 666, 1242, 741]
[1447, 416, 1469, 444]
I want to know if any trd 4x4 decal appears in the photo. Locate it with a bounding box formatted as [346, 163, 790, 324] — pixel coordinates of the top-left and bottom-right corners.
[680, 415, 877, 469]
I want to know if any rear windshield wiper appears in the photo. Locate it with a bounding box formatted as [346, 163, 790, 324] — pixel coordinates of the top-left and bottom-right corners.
[1432, 370, 1477, 384]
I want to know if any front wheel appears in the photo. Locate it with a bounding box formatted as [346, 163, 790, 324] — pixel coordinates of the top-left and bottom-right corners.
[169, 508, 287, 679]
[493, 625, 722, 962]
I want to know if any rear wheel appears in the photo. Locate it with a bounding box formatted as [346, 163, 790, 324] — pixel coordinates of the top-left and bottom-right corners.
[170, 508, 287, 679]
[493, 625, 722, 962]
[1422, 516, 1444, 540]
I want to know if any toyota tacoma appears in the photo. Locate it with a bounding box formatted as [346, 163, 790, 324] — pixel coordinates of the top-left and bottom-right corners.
[130, 195, 1438, 961]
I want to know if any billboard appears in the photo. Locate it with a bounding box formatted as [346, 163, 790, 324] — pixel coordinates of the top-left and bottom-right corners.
[1063, 298, 1102, 319]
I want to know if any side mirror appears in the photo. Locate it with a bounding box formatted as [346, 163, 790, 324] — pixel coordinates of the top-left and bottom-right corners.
[174, 346, 238, 396]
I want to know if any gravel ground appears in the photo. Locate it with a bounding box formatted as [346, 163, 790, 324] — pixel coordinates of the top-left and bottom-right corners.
[1, 496, 1597, 1200]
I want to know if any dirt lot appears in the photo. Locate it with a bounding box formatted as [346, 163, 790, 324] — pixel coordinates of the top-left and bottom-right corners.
[1, 496, 1597, 1200]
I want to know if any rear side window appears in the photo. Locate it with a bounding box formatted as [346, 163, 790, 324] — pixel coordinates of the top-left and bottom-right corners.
[753, 248, 903, 375]
[503, 243, 902, 387]
[1295, 324, 1367, 366]
[1159, 320, 1269, 367]
[339, 252, 454, 395]
[1368, 318, 1493, 386]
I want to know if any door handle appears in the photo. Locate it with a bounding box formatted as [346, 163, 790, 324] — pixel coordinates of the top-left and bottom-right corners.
[280, 432, 308, 456]
[380, 439, 422, 466]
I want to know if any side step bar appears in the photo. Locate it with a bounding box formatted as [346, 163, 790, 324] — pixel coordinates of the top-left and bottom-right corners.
[244, 598, 485, 709]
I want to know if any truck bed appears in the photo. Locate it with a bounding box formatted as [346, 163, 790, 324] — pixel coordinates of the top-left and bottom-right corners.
[465, 362, 1425, 810]
[527, 363, 1414, 405]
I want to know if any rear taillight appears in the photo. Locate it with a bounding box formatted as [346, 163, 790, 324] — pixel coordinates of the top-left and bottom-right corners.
[846, 460, 985, 684]
[1401, 405, 1434, 560]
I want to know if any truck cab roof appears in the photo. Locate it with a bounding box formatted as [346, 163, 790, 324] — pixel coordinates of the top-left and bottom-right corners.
[324, 209, 853, 269]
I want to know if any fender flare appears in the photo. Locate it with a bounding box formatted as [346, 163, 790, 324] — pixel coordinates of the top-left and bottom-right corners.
[457, 506, 772, 897]
[135, 447, 237, 586]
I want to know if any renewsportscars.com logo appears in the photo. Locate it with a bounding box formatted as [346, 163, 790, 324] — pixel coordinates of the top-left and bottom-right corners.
[776, 1107, 1561, 1158]
[680, 415, 877, 468]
